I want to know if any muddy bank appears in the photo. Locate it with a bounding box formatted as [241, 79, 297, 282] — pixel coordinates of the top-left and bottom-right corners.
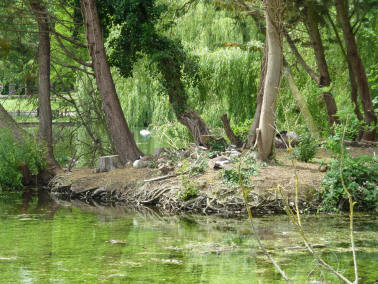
[49, 147, 376, 217]
[51, 144, 361, 216]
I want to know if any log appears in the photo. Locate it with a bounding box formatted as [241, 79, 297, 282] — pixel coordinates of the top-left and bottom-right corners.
[95, 155, 123, 173]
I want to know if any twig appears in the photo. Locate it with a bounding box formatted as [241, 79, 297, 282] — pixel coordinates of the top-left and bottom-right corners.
[238, 159, 292, 283]
[340, 118, 358, 284]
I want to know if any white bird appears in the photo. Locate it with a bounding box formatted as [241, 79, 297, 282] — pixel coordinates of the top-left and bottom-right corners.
[139, 129, 151, 137]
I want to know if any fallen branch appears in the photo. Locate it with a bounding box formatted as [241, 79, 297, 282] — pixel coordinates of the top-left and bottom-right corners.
[144, 174, 177, 183]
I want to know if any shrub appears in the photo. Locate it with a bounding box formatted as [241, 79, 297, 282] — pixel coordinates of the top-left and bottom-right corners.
[294, 133, 318, 162]
[231, 118, 253, 142]
[319, 155, 377, 212]
[179, 180, 200, 201]
[222, 162, 257, 185]
[0, 129, 46, 190]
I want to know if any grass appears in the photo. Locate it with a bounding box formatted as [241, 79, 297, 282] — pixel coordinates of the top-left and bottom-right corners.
[0, 97, 71, 112]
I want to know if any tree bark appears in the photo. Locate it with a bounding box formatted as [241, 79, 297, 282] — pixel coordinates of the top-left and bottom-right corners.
[335, 0, 376, 141]
[158, 57, 211, 146]
[326, 11, 363, 138]
[220, 114, 243, 147]
[256, 0, 283, 161]
[283, 64, 320, 139]
[303, 8, 339, 127]
[245, 42, 268, 148]
[29, 0, 60, 172]
[81, 0, 142, 163]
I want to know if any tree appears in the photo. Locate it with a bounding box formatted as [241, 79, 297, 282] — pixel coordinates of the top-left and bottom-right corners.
[80, 0, 143, 163]
[302, 3, 339, 127]
[29, 0, 60, 171]
[256, 0, 283, 161]
[335, 0, 377, 141]
[95, 0, 211, 145]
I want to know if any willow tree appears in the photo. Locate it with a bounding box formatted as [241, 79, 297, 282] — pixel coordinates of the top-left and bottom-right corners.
[81, 0, 142, 162]
[95, 0, 211, 145]
[256, 0, 283, 161]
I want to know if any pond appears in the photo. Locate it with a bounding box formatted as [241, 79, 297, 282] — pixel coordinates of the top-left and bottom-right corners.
[132, 127, 166, 156]
[0, 189, 376, 283]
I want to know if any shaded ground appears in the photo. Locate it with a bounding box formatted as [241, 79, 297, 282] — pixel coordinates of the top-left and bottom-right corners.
[50, 146, 377, 216]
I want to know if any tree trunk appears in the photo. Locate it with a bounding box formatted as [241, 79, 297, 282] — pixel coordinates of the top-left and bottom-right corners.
[304, 8, 339, 127]
[335, 0, 377, 141]
[29, 0, 60, 172]
[245, 42, 268, 149]
[284, 64, 320, 139]
[0, 103, 58, 184]
[348, 62, 364, 140]
[159, 58, 211, 146]
[220, 114, 243, 147]
[81, 0, 142, 163]
[256, 0, 283, 161]
[326, 11, 364, 139]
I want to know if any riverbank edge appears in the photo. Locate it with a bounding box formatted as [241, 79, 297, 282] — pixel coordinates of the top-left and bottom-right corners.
[48, 148, 327, 217]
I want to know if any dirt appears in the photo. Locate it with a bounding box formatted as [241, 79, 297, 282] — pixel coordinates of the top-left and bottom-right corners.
[49, 146, 377, 216]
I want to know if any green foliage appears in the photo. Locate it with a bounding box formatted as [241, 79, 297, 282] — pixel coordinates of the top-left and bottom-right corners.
[319, 155, 378, 212]
[294, 133, 318, 162]
[0, 129, 46, 190]
[231, 118, 253, 142]
[222, 161, 257, 185]
[151, 120, 193, 150]
[179, 179, 199, 201]
[208, 138, 228, 152]
[324, 123, 359, 156]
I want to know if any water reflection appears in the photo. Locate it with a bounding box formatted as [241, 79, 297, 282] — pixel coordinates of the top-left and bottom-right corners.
[0, 190, 376, 283]
[132, 126, 166, 155]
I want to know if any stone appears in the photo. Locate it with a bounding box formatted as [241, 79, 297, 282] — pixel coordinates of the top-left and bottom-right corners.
[95, 155, 123, 173]
[133, 159, 148, 169]
[190, 152, 199, 159]
[208, 155, 232, 170]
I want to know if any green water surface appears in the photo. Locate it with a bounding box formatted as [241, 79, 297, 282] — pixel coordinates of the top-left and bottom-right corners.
[0, 190, 376, 283]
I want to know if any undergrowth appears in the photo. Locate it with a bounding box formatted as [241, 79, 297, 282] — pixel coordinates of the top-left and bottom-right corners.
[319, 155, 377, 212]
[0, 129, 46, 190]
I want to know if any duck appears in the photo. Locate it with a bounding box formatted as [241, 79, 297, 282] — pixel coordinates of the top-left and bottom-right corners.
[140, 129, 151, 137]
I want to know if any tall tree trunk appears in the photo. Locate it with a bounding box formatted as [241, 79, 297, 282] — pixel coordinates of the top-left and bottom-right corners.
[256, 0, 283, 161]
[29, 0, 60, 172]
[0, 103, 57, 184]
[81, 0, 142, 163]
[158, 58, 211, 146]
[304, 8, 339, 127]
[284, 64, 320, 139]
[245, 42, 268, 149]
[335, 0, 377, 141]
[326, 12, 363, 139]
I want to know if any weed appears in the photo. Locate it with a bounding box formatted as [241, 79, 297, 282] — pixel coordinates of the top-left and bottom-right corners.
[294, 133, 318, 162]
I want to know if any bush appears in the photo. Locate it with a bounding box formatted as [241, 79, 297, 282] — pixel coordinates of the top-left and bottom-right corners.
[0, 129, 46, 190]
[319, 155, 377, 212]
[231, 118, 253, 142]
[294, 133, 318, 162]
[179, 180, 200, 201]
